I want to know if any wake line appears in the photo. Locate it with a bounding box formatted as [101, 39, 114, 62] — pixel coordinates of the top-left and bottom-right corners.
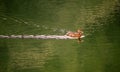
[0, 35, 85, 39]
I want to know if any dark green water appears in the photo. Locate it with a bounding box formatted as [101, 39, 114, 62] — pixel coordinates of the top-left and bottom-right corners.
[0, 0, 120, 72]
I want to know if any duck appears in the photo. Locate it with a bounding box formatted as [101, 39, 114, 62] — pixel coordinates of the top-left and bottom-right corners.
[66, 29, 83, 42]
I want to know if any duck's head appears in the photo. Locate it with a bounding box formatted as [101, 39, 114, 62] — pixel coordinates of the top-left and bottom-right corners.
[77, 29, 83, 33]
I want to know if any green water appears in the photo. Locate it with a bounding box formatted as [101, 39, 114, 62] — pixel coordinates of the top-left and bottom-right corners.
[0, 0, 120, 72]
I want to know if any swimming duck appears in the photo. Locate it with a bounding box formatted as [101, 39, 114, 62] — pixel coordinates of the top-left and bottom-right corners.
[66, 29, 83, 42]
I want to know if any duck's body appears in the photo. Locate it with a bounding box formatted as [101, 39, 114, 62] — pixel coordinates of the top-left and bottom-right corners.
[66, 32, 82, 37]
[66, 29, 83, 42]
[66, 30, 83, 38]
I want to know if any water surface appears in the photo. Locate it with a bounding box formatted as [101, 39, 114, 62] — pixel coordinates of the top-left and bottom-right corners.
[0, 0, 120, 72]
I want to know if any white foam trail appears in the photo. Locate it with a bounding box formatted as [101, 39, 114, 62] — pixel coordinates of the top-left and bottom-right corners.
[0, 35, 85, 39]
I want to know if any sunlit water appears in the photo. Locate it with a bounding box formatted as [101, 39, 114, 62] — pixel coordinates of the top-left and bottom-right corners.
[0, 0, 120, 72]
